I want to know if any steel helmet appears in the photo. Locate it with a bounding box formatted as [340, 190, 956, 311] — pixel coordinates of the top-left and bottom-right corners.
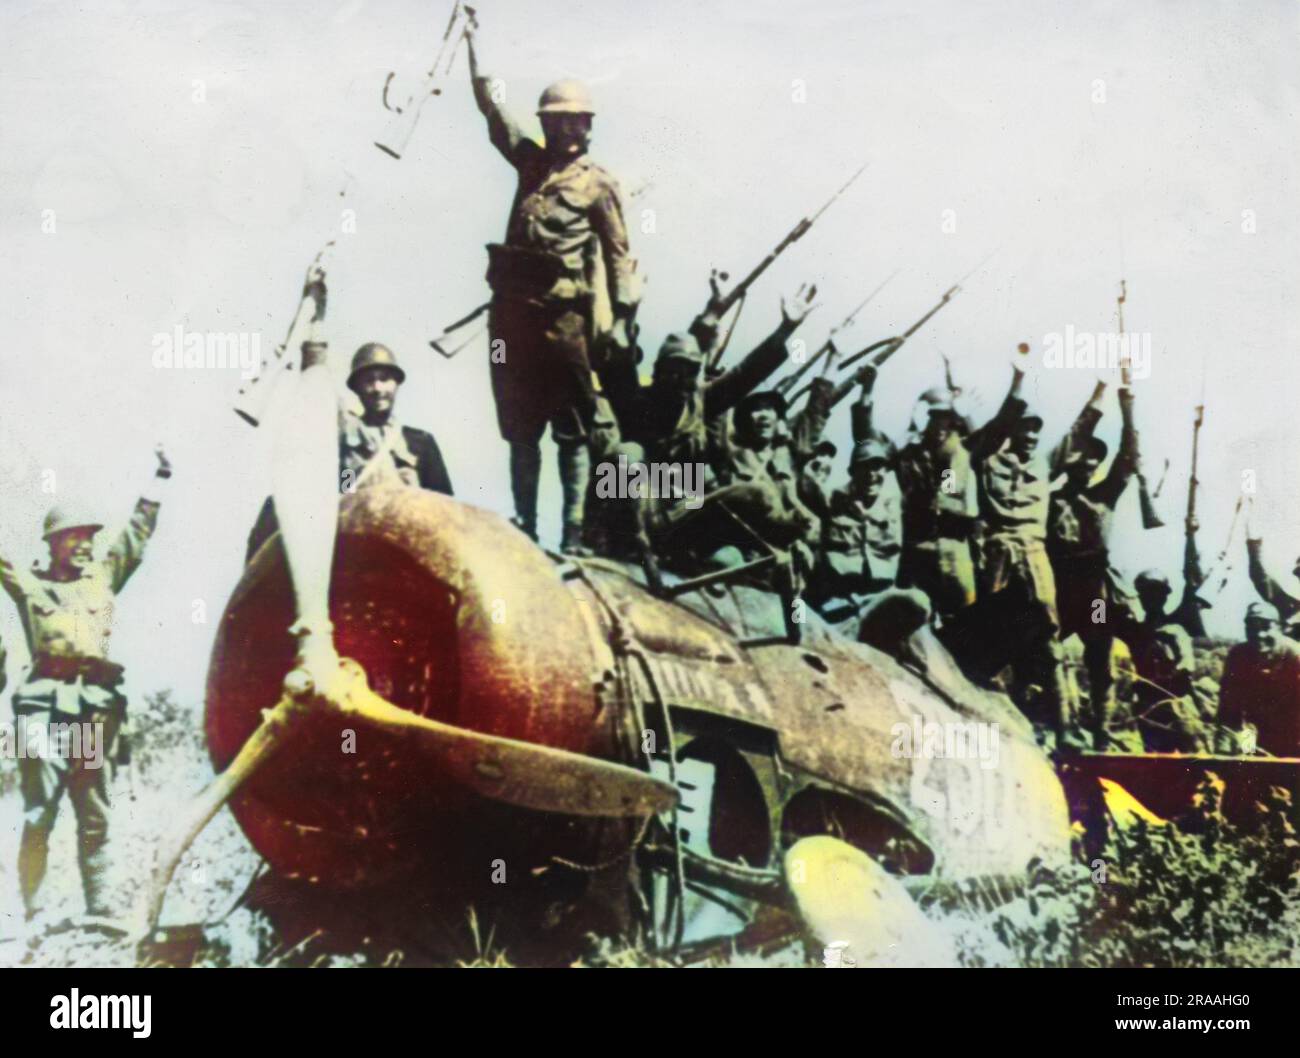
[537, 79, 595, 116]
[1134, 568, 1171, 593]
[917, 386, 955, 415]
[43, 505, 103, 540]
[347, 343, 406, 392]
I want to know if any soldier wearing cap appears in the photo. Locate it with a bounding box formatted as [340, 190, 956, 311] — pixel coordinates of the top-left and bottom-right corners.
[962, 347, 1082, 747]
[466, 25, 636, 553]
[1123, 568, 1211, 753]
[1046, 379, 1140, 749]
[811, 370, 902, 608]
[592, 290, 817, 562]
[245, 272, 453, 562]
[894, 357, 1029, 633]
[0, 447, 171, 920]
[1217, 600, 1300, 756]
[1244, 511, 1300, 640]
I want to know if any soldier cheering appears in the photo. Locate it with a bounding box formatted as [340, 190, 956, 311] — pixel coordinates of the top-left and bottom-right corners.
[1046, 378, 1140, 749]
[0, 446, 171, 922]
[1244, 501, 1300, 641]
[466, 24, 637, 554]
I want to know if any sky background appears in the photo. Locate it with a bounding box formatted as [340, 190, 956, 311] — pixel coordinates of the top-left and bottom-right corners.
[0, 0, 1296, 707]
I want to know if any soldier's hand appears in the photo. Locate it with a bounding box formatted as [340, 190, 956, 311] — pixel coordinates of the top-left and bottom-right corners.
[155, 445, 173, 479]
[781, 283, 819, 327]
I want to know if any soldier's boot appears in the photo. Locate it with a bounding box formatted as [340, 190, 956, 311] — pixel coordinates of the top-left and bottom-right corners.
[557, 441, 593, 557]
[509, 443, 542, 542]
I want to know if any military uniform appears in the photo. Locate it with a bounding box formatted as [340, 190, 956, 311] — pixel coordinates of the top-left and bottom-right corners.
[472, 72, 635, 546]
[1245, 538, 1300, 639]
[967, 390, 1076, 743]
[245, 345, 453, 563]
[1047, 385, 1140, 747]
[1218, 633, 1300, 757]
[0, 485, 163, 916]
[1128, 616, 1210, 753]
[895, 389, 1018, 618]
[595, 320, 811, 565]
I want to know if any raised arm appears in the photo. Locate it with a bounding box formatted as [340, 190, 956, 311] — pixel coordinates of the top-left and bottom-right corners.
[1093, 386, 1140, 506]
[105, 447, 170, 594]
[466, 29, 536, 167]
[1246, 536, 1300, 616]
[704, 286, 817, 419]
[1049, 379, 1106, 477]
[967, 345, 1030, 461]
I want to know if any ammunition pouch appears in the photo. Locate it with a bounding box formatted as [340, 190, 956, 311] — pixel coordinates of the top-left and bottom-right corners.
[31, 653, 125, 691]
[485, 243, 568, 302]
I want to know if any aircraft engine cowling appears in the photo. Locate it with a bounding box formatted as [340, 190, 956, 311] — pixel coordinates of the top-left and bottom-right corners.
[206, 487, 624, 890]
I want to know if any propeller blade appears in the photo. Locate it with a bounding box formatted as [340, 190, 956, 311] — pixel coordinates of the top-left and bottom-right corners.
[784, 835, 957, 967]
[271, 333, 342, 685]
[336, 659, 678, 817]
[143, 694, 305, 931]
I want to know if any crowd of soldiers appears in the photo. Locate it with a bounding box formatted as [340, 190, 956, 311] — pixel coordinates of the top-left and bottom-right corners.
[3, 21, 1299, 927]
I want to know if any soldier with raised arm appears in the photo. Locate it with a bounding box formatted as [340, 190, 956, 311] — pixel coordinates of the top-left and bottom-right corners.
[1244, 503, 1300, 640]
[1047, 379, 1140, 749]
[0, 447, 171, 921]
[466, 23, 636, 554]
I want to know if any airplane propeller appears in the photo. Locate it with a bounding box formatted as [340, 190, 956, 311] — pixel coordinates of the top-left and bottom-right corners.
[143, 274, 678, 934]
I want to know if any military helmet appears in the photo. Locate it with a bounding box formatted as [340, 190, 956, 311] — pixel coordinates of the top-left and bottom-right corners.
[655, 332, 705, 367]
[43, 505, 103, 541]
[537, 79, 595, 116]
[1134, 568, 1171, 592]
[851, 433, 896, 468]
[1245, 600, 1281, 625]
[347, 343, 406, 392]
[917, 386, 954, 415]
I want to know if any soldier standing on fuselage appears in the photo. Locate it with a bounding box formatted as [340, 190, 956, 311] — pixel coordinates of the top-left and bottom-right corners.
[0, 447, 170, 921]
[466, 26, 636, 554]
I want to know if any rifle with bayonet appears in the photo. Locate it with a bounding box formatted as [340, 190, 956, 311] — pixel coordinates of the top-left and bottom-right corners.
[832, 250, 996, 380]
[1173, 395, 1209, 637]
[1116, 279, 1164, 530]
[695, 164, 867, 369]
[775, 271, 897, 396]
[375, 2, 476, 159]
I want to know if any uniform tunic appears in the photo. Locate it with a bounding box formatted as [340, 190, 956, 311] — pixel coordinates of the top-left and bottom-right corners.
[473, 73, 635, 445]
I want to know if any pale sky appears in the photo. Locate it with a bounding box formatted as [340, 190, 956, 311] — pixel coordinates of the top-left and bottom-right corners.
[0, 0, 1297, 706]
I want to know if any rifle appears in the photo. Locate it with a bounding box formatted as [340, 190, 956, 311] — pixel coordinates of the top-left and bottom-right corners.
[1173, 395, 1208, 637]
[694, 163, 867, 364]
[375, 2, 475, 159]
[1117, 279, 1164, 529]
[835, 249, 996, 374]
[775, 270, 897, 396]
[234, 242, 334, 427]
